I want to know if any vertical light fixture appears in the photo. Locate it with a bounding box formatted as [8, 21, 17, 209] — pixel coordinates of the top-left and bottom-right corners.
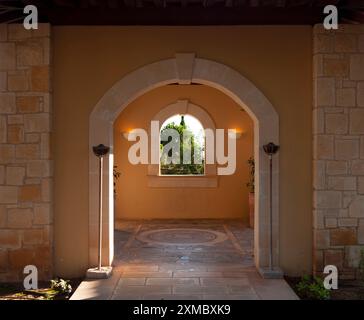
[263, 142, 280, 276]
[87, 144, 112, 279]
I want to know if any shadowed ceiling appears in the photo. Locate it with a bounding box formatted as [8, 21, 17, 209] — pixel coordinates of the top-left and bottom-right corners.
[0, 0, 363, 25]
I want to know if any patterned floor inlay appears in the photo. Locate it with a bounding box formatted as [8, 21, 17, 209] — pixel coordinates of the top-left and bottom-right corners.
[136, 228, 228, 246]
[71, 220, 298, 300]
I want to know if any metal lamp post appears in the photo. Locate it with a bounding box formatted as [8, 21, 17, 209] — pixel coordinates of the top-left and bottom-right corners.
[261, 142, 282, 278]
[86, 144, 112, 279]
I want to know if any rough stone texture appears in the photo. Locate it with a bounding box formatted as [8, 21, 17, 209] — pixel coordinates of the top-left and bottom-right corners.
[6, 166, 25, 186]
[0, 24, 52, 282]
[8, 70, 29, 92]
[323, 58, 349, 77]
[324, 250, 344, 270]
[359, 177, 364, 195]
[337, 88, 356, 107]
[0, 43, 16, 71]
[313, 25, 364, 279]
[326, 161, 348, 175]
[16, 96, 41, 113]
[358, 82, 364, 107]
[314, 77, 335, 106]
[325, 113, 348, 134]
[330, 228, 357, 246]
[350, 54, 364, 80]
[0, 93, 16, 114]
[314, 135, 334, 159]
[328, 176, 356, 191]
[335, 139, 359, 160]
[349, 196, 364, 218]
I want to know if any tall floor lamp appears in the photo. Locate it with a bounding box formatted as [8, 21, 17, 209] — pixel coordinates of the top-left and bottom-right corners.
[86, 144, 113, 279]
[261, 142, 282, 279]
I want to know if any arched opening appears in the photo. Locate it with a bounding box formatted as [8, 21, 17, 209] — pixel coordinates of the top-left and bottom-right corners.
[89, 54, 280, 277]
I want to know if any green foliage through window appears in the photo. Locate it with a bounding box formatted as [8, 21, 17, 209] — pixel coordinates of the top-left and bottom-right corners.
[160, 115, 204, 175]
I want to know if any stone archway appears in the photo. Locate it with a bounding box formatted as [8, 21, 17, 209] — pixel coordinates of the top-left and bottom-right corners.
[89, 53, 280, 276]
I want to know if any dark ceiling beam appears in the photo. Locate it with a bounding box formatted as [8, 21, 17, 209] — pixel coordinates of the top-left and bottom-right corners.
[79, 0, 90, 8]
[341, 8, 364, 23]
[340, 0, 364, 8]
[52, 0, 76, 7]
[39, 6, 325, 25]
[276, 0, 286, 7]
[314, 0, 341, 6]
[153, 0, 164, 7]
[107, 0, 121, 8]
[123, 0, 136, 7]
[0, 8, 24, 24]
[249, 0, 259, 7]
[1, 0, 362, 24]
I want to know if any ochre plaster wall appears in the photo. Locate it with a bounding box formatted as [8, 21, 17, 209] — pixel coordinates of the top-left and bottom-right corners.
[53, 26, 312, 277]
[113, 85, 254, 220]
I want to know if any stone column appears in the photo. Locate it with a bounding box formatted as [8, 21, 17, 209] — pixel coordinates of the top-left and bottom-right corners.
[0, 24, 52, 281]
[313, 24, 364, 280]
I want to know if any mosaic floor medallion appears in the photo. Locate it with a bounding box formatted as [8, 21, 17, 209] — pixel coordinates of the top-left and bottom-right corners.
[136, 228, 228, 246]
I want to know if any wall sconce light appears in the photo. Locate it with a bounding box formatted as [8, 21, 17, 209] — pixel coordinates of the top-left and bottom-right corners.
[228, 129, 243, 139]
[122, 130, 136, 140]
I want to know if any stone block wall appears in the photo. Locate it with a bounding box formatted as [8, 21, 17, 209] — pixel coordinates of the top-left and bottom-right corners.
[0, 24, 52, 281]
[313, 24, 364, 279]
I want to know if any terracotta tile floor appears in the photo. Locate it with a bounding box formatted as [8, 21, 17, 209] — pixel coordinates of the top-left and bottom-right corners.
[71, 220, 298, 300]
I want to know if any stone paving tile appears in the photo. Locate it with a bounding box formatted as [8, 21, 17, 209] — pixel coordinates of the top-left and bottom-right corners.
[111, 294, 143, 300]
[222, 271, 259, 278]
[143, 294, 202, 300]
[122, 271, 173, 278]
[70, 284, 114, 300]
[76, 276, 120, 288]
[203, 294, 259, 300]
[200, 277, 249, 286]
[173, 286, 229, 295]
[117, 278, 147, 286]
[249, 279, 298, 300]
[121, 265, 159, 272]
[228, 285, 258, 295]
[70, 270, 121, 300]
[114, 285, 172, 295]
[158, 264, 208, 272]
[206, 265, 253, 271]
[146, 277, 200, 286]
[173, 271, 223, 278]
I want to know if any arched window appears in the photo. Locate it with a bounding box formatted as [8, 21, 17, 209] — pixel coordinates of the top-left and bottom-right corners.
[160, 114, 205, 175]
[147, 100, 217, 188]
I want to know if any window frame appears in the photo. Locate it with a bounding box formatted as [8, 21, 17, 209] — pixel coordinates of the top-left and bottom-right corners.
[147, 100, 218, 188]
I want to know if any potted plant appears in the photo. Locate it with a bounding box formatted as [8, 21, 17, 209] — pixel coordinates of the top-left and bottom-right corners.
[246, 157, 255, 228]
[113, 165, 121, 196]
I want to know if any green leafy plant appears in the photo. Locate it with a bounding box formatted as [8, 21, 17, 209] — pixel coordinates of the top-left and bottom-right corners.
[246, 157, 255, 193]
[50, 278, 72, 296]
[113, 165, 121, 195]
[296, 275, 330, 300]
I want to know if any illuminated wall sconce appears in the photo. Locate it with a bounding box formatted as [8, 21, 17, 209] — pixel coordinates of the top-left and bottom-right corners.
[122, 130, 136, 140]
[228, 129, 243, 139]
